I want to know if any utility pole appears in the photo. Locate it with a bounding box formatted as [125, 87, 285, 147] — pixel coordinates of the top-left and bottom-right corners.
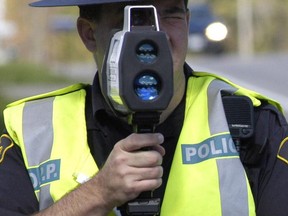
[0, 0, 6, 64]
[237, 0, 254, 59]
[0, 0, 16, 64]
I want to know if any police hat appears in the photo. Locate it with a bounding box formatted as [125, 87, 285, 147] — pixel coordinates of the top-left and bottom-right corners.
[30, 0, 141, 7]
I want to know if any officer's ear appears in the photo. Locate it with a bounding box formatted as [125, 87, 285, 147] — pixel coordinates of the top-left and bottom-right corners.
[77, 17, 97, 52]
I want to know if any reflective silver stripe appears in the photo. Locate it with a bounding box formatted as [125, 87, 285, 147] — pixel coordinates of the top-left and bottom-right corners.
[39, 185, 54, 210]
[217, 158, 249, 216]
[23, 97, 55, 210]
[207, 79, 237, 135]
[23, 98, 54, 165]
[207, 79, 250, 216]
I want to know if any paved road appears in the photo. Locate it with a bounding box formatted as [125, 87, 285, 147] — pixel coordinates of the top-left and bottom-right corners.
[187, 52, 288, 117]
[2, 52, 288, 117]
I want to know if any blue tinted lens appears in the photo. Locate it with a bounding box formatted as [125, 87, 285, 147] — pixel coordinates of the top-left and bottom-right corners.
[134, 74, 160, 101]
[136, 42, 157, 64]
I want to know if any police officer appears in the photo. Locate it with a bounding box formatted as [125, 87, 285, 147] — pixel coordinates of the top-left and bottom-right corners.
[0, 0, 288, 215]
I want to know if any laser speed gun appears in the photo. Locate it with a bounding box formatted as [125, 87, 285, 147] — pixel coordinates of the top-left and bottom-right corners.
[102, 5, 173, 133]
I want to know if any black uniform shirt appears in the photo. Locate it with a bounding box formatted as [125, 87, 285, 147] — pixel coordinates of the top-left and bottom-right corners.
[1, 65, 288, 216]
[0, 65, 189, 215]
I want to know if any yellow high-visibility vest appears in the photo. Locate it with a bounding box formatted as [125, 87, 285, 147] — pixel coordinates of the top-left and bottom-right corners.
[4, 73, 280, 215]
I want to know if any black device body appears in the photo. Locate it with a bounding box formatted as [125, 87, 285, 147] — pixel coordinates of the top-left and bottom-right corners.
[101, 6, 173, 215]
[101, 6, 173, 121]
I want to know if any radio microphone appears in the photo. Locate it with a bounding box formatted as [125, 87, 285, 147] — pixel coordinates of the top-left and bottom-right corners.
[222, 95, 254, 151]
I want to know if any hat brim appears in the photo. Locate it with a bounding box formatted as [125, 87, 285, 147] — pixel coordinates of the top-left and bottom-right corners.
[30, 0, 139, 7]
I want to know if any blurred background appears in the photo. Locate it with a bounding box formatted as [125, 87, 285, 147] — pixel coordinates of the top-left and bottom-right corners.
[0, 0, 288, 131]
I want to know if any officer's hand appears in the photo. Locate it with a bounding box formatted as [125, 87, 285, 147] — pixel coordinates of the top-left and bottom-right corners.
[93, 133, 165, 210]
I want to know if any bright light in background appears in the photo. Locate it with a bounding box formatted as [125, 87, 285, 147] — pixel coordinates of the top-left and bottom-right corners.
[0, 21, 17, 38]
[0, 0, 17, 39]
[0, 0, 17, 64]
[205, 22, 228, 41]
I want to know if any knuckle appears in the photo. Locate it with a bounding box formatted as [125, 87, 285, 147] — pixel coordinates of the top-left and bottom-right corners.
[151, 178, 162, 190]
[156, 178, 162, 188]
[128, 133, 139, 143]
[147, 152, 162, 165]
[143, 166, 163, 180]
[113, 152, 128, 165]
[123, 182, 139, 195]
[157, 166, 163, 177]
[152, 166, 163, 178]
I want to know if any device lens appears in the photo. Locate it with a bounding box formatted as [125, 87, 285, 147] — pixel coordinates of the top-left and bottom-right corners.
[134, 73, 161, 101]
[136, 42, 157, 64]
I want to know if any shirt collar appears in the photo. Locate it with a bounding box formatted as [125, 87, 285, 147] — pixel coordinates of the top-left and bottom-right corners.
[91, 72, 113, 117]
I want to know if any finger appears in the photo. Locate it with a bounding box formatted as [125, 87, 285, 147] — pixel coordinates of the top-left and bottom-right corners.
[116, 166, 163, 196]
[151, 144, 165, 157]
[120, 133, 164, 152]
[135, 177, 163, 192]
[121, 166, 163, 181]
[128, 150, 163, 167]
[135, 166, 164, 181]
[120, 177, 163, 199]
